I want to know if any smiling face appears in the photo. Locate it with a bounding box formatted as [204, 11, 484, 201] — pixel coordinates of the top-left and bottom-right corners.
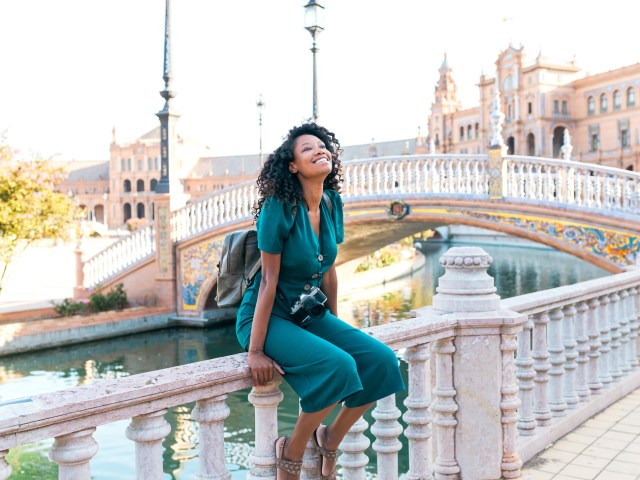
[289, 134, 333, 180]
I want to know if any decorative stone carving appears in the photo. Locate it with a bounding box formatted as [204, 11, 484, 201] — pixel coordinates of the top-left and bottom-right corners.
[403, 345, 433, 480]
[125, 410, 172, 480]
[562, 304, 579, 408]
[489, 77, 506, 151]
[432, 338, 460, 479]
[49, 428, 99, 480]
[501, 333, 523, 479]
[560, 129, 573, 161]
[372, 394, 403, 478]
[516, 317, 536, 435]
[247, 378, 284, 480]
[192, 395, 232, 480]
[339, 416, 370, 480]
[532, 312, 552, 425]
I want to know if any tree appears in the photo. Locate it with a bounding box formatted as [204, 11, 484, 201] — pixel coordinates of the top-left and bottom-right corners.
[0, 141, 77, 294]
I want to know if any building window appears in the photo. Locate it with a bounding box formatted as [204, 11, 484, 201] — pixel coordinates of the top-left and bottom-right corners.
[155, 157, 161, 170]
[590, 134, 599, 152]
[528, 102, 532, 115]
[600, 93, 608, 113]
[621, 129, 629, 147]
[562, 101, 568, 115]
[507, 104, 512, 119]
[459, 126, 464, 141]
[127, 158, 132, 171]
[150, 179, 158, 192]
[474, 123, 479, 138]
[123, 179, 131, 192]
[137, 159, 143, 170]
[136, 203, 145, 219]
[120, 158, 125, 171]
[467, 125, 472, 140]
[136, 179, 144, 192]
[627, 87, 636, 107]
[588, 96, 595, 115]
[613, 90, 621, 110]
[553, 100, 559, 114]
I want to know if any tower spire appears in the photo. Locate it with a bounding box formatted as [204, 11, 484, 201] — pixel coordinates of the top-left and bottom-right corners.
[155, 0, 180, 198]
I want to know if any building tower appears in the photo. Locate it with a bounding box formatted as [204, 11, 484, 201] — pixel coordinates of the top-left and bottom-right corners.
[429, 53, 461, 153]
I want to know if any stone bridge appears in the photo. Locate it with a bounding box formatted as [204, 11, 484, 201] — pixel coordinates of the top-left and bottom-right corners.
[78, 152, 640, 318]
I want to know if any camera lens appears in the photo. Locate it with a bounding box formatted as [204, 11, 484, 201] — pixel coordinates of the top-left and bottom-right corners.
[309, 304, 325, 317]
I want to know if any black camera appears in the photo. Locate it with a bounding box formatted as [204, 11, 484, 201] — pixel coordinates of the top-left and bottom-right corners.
[290, 286, 327, 325]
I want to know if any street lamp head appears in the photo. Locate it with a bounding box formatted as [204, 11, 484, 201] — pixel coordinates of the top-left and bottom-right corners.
[256, 93, 265, 113]
[304, 0, 324, 37]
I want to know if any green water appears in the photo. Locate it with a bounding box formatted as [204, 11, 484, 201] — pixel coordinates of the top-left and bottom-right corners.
[0, 243, 609, 479]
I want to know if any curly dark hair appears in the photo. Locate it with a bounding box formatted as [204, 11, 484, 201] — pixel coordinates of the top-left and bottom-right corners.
[252, 122, 343, 220]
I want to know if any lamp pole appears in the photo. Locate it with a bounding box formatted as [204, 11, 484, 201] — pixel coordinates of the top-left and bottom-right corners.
[304, 0, 324, 123]
[256, 94, 265, 166]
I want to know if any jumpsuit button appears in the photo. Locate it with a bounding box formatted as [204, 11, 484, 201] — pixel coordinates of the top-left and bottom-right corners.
[312, 273, 318, 279]
[318, 254, 324, 261]
[304, 284, 311, 291]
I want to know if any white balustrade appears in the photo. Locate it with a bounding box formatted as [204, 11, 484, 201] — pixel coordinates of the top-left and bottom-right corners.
[49, 428, 99, 480]
[403, 345, 433, 480]
[126, 410, 172, 480]
[371, 394, 402, 479]
[192, 395, 232, 480]
[339, 416, 369, 480]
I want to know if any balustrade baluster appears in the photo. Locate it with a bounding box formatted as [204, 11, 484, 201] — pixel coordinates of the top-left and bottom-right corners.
[608, 292, 623, 379]
[212, 197, 220, 225]
[390, 162, 398, 194]
[352, 165, 360, 197]
[598, 295, 613, 386]
[532, 312, 551, 425]
[548, 307, 567, 416]
[455, 160, 462, 193]
[399, 160, 407, 194]
[0, 450, 10, 480]
[339, 416, 369, 480]
[629, 287, 639, 367]
[366, 163, 374, 196]
[618, 289, 631, 372]
[126, 410, 172, 480]
[574, 302, 591, 402]
[516, 317, 536, 435]
[192, 395, 232, 480]
[518, 162, 525, 199]
[501, 332, 523, 479]
[562, 304, 579, 408]
[587, 297, 603, 394]
[586, 171, 595, 208]
[412, 159, 420, 194]
[545, 166, 554, 201]
[374, 163, 382, 195]
[447, 161, 455, 193]
[49, 428, 99, 480]
[248, 379, 283, 479]
[403, 344, 433, 480]
[372, 394, 402, 479]
[196, 202, 203, 234]
[432, 337, 460, 479]
[431, 160, 439, 194]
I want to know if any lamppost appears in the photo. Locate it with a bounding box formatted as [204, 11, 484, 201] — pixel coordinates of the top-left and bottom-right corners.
[256, 94, 265, 167]
[304, 0, 324, 123]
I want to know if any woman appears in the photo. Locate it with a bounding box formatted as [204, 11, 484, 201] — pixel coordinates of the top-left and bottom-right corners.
[236, 123, 405, 480]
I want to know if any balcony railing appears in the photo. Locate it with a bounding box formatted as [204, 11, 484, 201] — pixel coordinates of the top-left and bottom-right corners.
[6, 246, 640, 479]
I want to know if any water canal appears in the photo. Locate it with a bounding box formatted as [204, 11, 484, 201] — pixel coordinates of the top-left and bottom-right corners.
[0, 242, 609, 479]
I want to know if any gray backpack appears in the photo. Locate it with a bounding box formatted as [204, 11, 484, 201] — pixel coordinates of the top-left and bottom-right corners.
[215, 192, 332, 308]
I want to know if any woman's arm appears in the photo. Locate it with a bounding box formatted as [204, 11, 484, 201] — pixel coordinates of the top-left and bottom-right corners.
[321, 263, 338, 317]
[247, 250, 284, 386]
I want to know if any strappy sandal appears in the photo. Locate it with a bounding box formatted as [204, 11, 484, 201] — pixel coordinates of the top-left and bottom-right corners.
[275, 436, 302, 479]
[313, 425, 338, 480]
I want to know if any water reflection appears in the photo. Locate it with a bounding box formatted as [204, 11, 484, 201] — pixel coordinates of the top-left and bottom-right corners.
[0, 243, 609, 479]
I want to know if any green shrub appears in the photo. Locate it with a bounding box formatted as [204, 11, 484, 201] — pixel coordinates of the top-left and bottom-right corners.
[53, 298, 87, 317]
[89, 284, 127, 312]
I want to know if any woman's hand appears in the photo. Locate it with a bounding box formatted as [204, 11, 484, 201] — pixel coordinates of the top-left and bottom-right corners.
[247, 350, 285, 386]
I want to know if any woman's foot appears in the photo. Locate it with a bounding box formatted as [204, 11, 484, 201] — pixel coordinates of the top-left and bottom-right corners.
[275, 436, 302, 479]
[313, 425, 338, 480]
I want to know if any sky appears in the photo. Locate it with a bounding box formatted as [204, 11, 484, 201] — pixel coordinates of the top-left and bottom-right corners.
[1, 0, 639, 162]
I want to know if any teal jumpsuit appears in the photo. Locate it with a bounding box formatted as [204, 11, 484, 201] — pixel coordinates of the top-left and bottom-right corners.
[236, 189, 405, 413]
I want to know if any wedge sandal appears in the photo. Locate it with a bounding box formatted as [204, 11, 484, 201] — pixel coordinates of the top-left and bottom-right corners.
[313, 425, 338, 480]
[275, 436, 302, 478]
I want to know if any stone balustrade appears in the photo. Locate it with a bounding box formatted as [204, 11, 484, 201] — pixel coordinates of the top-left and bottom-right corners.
[79, 154, 640, 293]
[54, 251, 640, 478]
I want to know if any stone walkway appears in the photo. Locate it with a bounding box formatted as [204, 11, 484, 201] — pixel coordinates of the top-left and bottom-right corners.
[522, 388, 640, 480]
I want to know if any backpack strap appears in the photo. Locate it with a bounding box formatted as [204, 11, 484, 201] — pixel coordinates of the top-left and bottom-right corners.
[322, 191, 333, 216]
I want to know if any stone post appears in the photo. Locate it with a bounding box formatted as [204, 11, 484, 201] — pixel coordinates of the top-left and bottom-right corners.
[125, 410, 172, 480]
[429, 246, 526, 479]
[49, 428, 99, 480]
[371, 394, 402, 479]
[192, 395, 232, 480]
[247, 377, 283, 480]
[339, 416, 369, 480]
[154, 193, 176, 309]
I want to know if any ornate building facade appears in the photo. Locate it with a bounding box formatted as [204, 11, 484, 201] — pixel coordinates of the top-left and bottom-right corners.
[429, 45, 640, 170]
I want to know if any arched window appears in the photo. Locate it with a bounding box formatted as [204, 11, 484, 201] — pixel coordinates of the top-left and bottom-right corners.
[136, 203, 145, 219]
[123, 179, 131, 192]
[136, 179, 144, 192]
[467, 125, 472, 140]
[600, 93, 608, 113]
[150, 178, 158, 192]
[474, 123, 479, 138]
[613, 90, 621, 110]
[587, 96, 595, 115]
[459, 126, 464, 141]
[123, 203, 132, 222]
[628, 87, 636, 107]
